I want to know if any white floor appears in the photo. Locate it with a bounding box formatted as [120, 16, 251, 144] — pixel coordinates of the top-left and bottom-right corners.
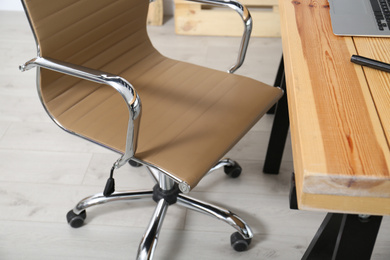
[0, 11, 389, 260]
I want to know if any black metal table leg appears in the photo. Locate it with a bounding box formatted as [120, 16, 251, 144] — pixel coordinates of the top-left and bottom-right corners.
[302, 213, 383, 260]
[302, 213, 345, 260]
[332, 214, 382, 260]
[289, 172, 298, 210]
[263, 69, 289, 174]
[267, 56, 284, 114]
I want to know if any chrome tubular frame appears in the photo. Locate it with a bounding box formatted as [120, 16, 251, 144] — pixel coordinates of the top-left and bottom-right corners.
[67, 164, 252, 259]
[137, 199, 169, 260]
[177, 194, 254, 239]
[185, 0, 252, 73]
[142, 158, 238, 192]
[20, 2, 253, 258]
[207, 158, 236, 174]
[19, 57, 142, 168]
[159, 172, 175, 190]
[134, 158, 192, 193]
[145, 166, 160, 183]
[72, 190, 153, 215]
[137, 171, 173, 260]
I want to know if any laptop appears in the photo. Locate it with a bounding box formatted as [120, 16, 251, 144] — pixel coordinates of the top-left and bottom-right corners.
[328, 0, 390, 37]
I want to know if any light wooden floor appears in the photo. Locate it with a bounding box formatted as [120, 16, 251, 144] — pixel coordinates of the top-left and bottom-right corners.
[0, 11, 389, 260]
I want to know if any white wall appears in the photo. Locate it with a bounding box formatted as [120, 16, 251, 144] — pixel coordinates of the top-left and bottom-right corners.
[0, 0, 175, 15]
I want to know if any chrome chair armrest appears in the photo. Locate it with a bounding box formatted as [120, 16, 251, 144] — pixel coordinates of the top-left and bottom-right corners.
[20, 57, 141, 168]
[184, 0, 252, 73]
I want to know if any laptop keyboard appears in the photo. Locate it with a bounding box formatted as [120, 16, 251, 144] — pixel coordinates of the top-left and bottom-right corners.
[370, 0, 390, 30]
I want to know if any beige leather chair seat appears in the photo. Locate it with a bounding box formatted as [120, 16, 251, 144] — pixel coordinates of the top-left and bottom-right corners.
[42, 50, 281, 189]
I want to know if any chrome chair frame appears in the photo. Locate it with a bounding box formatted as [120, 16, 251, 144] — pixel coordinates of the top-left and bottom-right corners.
[20, 0, 252, 193]
[185, 0, 252, 73]
[20, 57, 142, 169]
[20, 0, 255, 259]
[69, 166, 253, 260]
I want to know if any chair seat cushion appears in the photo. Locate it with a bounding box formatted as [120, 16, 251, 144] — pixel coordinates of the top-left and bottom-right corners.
[43, 51, 282, 190]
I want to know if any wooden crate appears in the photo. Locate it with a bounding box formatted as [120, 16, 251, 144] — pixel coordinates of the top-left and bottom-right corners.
[147, 0, 163, 26]
[174, 0, 280, 37]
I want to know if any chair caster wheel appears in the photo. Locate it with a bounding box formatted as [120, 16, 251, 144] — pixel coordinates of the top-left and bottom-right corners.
[230, 232, 251, 252]
[129, 159, 142, 167]
[224, 162, 242, 178]
[66, 210, 86, 228]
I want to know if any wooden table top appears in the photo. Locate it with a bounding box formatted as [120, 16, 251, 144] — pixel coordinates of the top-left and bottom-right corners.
[279, 0, 390, 215]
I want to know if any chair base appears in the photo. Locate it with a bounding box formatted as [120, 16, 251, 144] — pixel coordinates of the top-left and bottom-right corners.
[66, 160, 253, 260]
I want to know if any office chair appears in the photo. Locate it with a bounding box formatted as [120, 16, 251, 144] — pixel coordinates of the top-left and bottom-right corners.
[19, 0, 283, 259]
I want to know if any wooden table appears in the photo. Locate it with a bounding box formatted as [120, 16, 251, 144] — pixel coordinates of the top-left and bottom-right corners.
[272, 0, 390, 258]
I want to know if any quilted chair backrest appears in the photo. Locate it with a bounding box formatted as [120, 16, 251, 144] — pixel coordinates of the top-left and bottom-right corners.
[21, 0, 153, 153]
[22, 0, 151, 66]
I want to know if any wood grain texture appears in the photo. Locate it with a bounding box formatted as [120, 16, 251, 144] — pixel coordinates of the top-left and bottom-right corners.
[279, 0, 390, 215]
[354, 37, 390, 145]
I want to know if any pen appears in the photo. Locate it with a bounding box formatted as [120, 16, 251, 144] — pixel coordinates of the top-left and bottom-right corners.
[351, 55, 390, 73]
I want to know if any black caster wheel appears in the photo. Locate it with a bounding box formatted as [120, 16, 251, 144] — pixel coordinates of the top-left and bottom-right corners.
[129, 159, 142, 167]
[66, 210, 86, 228]
[224, 162, 242, 178]
[230, 232, 252, 252]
